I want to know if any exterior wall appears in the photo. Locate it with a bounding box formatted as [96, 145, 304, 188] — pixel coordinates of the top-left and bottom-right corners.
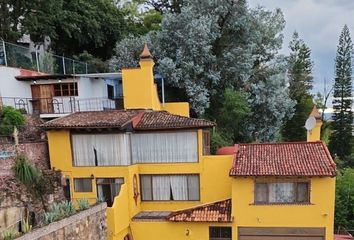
[307, 120, 322, 142]
[0, 67, 32, 98]
[16, 203, 107, 240]
[131, 221, 231, 240]
[122, 60, 190, 116]
[122, 60, 161, 111]
[162, 102, 190, 117]
[0, 142, 49, 174]
[231, 177, 336, 240]
[46, 128, 234, 240]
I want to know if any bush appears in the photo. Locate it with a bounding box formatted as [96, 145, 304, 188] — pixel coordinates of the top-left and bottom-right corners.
[77, 198, 90, 211]
[0, 106, 25, 135]
[12, 156, 41, 187]
[2, 227, 18, 240]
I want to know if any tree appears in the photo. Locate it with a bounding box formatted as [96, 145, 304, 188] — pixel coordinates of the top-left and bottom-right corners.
[329, 25, 353, 163]
[335, 168, 354, 231]
[216, 89, 251, 143]
[282, 32, 314, 141]
[0, 106, 25, 135]
[110, 1, 294, 141]
[0, 0, 126, 60]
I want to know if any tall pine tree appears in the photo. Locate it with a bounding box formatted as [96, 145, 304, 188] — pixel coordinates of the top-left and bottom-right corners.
[282, 32, 314, 141]
[329, 25, 353, 163]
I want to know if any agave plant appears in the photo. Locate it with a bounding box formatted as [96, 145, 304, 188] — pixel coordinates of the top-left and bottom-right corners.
[12, 155, 41, 187]
[21, 216, 32, 233]
[2, 227, 18, 240]
[77, 198, 90, 211]
[59, 200, 76, 217]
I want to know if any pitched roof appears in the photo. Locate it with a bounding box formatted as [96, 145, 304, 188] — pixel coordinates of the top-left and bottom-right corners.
[168, 199, 232, 222]
[140, 43, 153, 60]
[230, 141, 336, 177]
[309, 105, 322, 120]
[42, 110, 215, 130]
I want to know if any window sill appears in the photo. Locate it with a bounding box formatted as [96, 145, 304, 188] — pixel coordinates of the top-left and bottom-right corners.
[250, 202, 313, 206]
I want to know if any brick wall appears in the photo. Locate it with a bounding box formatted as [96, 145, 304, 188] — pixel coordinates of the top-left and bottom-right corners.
[16, 203, 107, 240]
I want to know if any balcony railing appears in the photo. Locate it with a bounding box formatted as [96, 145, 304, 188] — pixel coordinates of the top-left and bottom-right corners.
[0, 97, 124, 115]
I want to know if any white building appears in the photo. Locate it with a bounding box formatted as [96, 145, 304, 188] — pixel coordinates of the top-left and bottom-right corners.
[0, 66, 123, 118]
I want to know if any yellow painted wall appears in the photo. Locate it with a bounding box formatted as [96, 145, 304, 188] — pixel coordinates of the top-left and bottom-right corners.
[47, 128, 233, 239]
[121, 58, 190, 116]
[307, 120, 323, 142]
[162, 102, 190, 117]
[232, 177, 336, 240]
[131, 221, 231, 240]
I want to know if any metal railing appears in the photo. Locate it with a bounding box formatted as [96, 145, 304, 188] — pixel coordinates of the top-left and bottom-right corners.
[0, 39, 99, 74]
[1, 97, 123, 115]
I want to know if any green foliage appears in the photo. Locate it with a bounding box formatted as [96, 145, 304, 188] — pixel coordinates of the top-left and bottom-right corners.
[0, 106, 26, 135]
[43, 200, 78, 225]
[210, 130, 232, 155]
[335, 168, 354, 231]
[282, 32, 314, 142]
[215, 89, 251, 142]
[2, 227, 18, 240]
[329, 25, 354, 165]
[111, 1, 294, 141]
[13, 156, 41, 187]
[73, 51, 108, 73]
[282, 95, 314, 141]
[21, 216, 32, 234]
[77, 198, 90, 211]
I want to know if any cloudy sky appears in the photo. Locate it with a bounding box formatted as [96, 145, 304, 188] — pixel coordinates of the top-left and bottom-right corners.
[249, 0, 354, 95]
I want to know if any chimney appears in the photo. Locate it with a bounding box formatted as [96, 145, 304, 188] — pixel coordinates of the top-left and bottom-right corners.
[307, 105, 322, 142]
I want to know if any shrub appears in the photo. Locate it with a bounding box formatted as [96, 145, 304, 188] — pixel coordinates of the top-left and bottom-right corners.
[59, 200, 76, 217]
[12, 155, 41, 187]
[2, 227, 18, 240]
[43, 211, 60, 225]
[77, 198, 90, 211]
[0, 106, 25, 135]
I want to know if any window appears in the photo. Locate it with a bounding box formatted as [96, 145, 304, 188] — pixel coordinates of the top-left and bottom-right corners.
[203, 130, 211, 155]
[96, 178, 124, 207]
[74, 178, 92, 192]
[140, 175, 199, 201]
[255, 181, 310, 204]
[54, 82, 78, 96]
[132, 131, 198, 163]
[107, 85, 114, 99]
[209, 227, 232, 240]
[71, 134, 131, 166]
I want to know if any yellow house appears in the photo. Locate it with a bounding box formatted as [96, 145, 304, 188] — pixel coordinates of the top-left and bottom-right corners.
[43, 45, 336, 240]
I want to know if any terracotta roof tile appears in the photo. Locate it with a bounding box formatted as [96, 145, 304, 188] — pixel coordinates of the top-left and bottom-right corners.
[135, 111, 215, 130]
[42, 110, 215, 130]
[168, 199, 232, 222]
[230, 141, 336, 177]
[335, 234, 354, 240]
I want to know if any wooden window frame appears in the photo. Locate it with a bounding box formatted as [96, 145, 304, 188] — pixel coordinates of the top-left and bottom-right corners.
[253, 179, 311, 205]
[73, 178, 93, 192]
[203, 130, 211, 155]
[140, 174, 200, 202]
[54, 82, 78, 97]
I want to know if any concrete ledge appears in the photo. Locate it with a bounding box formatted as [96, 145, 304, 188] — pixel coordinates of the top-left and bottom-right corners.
[16, 202, 107, 240]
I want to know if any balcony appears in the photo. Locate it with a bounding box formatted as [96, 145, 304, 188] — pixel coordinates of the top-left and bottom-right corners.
[0, 97, 124, 118]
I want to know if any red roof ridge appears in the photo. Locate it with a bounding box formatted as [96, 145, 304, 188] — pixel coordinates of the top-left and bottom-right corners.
[237, 141, 323, 146]
[320, 141, 337, 174]
[130, 112, 145, 128]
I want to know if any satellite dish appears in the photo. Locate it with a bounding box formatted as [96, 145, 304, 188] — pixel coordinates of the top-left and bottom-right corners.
[305, 116, 316, 131]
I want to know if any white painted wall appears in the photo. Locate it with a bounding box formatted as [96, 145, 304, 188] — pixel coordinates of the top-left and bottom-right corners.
[0, 67, 32, 98]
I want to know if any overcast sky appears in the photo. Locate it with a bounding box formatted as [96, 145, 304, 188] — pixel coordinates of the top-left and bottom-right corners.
[249, 0, 354, 95]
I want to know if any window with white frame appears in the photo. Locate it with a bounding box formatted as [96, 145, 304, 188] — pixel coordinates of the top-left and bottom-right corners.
[71, 134, 131, 166]
[140, 174, 200, 201]
[131, 131, 198, 163]
[209, 227, 232, 240]
[255, 181, 310, 204]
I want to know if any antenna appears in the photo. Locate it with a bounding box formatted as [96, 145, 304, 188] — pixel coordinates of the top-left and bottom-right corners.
[305, 116, 316, 131]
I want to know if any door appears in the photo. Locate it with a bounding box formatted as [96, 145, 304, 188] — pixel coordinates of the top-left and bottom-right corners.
[238, 227, 325, 240]
[96, 178, 124, 207]
[31, 84, 54, 113]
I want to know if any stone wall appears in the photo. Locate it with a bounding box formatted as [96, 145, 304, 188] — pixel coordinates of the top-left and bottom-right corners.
[0, 141, 49, 176]
[16, 203, 107, 240]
